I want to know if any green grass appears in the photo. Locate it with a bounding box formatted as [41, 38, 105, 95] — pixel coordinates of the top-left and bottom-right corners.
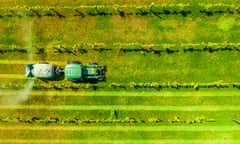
[1, 50, 240, 83]
[1, 105, 239, 112]
[22, 96, 240, 106]
[0, 0, 240, 143]
[1, 13, 240, 45]
[2, 109, 238, 124]
[0, 128, 239, 143]
[2, 89, 240, 97]
[1, 139, 240, 144]
[0, 26, 16, 45]
[0, 125, 239, 131]
[1, 10, 240, 85]
[2, 0, 240, 6]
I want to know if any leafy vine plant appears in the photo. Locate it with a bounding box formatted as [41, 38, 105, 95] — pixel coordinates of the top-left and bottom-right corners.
[1, 42, 240, 55]
[0, 3, 239, 18]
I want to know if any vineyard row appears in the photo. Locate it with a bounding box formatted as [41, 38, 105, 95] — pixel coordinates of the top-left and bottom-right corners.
[0, 115, 215, 125]
[1, 81, 240, 90]
[0, 3, 240, 18]
[1, 42, 240, 55]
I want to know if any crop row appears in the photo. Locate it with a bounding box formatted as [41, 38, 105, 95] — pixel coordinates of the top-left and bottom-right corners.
[0, 3, 240, 18]
[168, 116, 216, 124]
[1, 42, 240, 56]
[115, 81, 240, 90]
[1, 81, 240, 90]
[0, 83, 101, 90]
[0, 115, 215, 125]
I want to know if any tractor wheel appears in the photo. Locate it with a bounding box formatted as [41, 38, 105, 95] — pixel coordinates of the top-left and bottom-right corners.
[67, 61, 82, 64]
[103, 65, 107, 72]
[89, 62, 98, 65]
[102, 76, 107, 82]
[39, 62, 49, 64]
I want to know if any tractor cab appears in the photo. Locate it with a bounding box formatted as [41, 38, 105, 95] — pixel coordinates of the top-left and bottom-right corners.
[64, 61, 106, 82]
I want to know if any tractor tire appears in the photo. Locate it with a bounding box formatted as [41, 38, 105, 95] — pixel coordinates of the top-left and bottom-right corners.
[89, 62, 98, 65]
[67, 61, 81, 64]
[39, 62, 49, 64]
[103, 65, 107, 72]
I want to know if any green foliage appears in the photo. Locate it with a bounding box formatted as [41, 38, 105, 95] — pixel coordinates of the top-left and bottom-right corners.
[1, 42, 240, 55]
[0, 1, 239, 142]
[0, 3, 240, 18]
[1, 80, 239, 90]
[168, 116, 215, 124]
[0, 115, 216, 125]
[125, 81, 239, 90]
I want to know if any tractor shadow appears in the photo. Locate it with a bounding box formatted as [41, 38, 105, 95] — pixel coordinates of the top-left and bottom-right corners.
[70, 77, 107, 84]
[39, 68, 65, 83]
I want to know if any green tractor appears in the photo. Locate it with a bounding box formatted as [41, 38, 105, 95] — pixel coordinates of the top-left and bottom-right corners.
[64, 61, 106, 82]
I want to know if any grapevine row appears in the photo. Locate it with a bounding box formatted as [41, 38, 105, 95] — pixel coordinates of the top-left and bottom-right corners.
[112, 81, 240, 90]
[0, 83, 101, 90]
[0, 115, 215, 125]
[0, 3, 240, 18]
[1, 81, 240, 90]
[1, 42, 240, 55]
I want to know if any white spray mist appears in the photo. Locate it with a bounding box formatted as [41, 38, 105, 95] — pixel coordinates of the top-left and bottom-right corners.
[20, 19, 35, 104]
[8, 19, 35, 105]
[3, 81, 34, 105]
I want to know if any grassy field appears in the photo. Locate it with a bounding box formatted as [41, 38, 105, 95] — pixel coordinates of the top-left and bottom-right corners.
[1, 13, 240, 45]
[0, 0, 240, 143]
[1, 50, 240, 83]
[1, 0, 240, 6]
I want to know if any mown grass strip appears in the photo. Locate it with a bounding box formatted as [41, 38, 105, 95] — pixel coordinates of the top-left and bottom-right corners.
[0, 74, 26, 79]
[0, 59, 63, 65]
[0, 139, 240, 144]
[1, 90, 240, 97]
[0, 125, 239, 131]
[0, 105, 239, 111]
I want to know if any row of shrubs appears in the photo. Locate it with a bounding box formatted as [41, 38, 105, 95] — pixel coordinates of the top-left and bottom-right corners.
[0, 83, 25, 90]
[0, 3, 240, 18]
[1, 42, 240, 55]
[0, 117, 143, 124]
[0, 116, 215, 125]
[1, 81, 240, 90]
[110, 81, 240, 90]
[32, 83, 101, 91]
[0, 83, 101, 90]
[168, 116, 216, 124]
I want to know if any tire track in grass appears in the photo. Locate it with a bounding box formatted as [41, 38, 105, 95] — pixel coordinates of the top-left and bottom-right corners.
[1, 90, 240, 97]
[0, 105, 239, 111]
[0, 74, 27, 79]
[21, 94, 240, 106]
[0, 139, 240, 144]
[0, 59, 63, 65]
[0, 125, 239, 131]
